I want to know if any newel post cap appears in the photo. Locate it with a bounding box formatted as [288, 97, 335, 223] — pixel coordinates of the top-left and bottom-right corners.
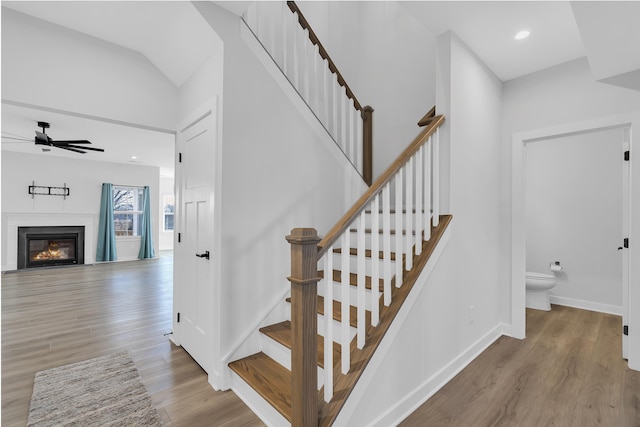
[285, 228, 321, 245]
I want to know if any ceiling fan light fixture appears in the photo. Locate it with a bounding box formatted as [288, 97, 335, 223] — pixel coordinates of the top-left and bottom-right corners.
[515, 30, 530, 40]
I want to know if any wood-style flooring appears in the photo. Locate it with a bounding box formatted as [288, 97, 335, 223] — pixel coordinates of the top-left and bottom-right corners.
[4, 255, 639, 426]
[1, 253, 265, 427]
[401, 305, 640, 427]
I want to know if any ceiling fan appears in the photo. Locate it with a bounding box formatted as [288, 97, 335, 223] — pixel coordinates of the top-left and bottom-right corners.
[1, 121, 105, 154]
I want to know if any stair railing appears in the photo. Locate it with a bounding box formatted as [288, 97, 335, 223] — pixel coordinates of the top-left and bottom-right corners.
[287, 110, 444, 425]
[242, 1, 374, 185]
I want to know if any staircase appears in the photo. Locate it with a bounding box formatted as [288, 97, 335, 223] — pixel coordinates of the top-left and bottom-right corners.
[241, 1, 373, 185]
[229, 113, 449, 426]
[228, 3, 451, 425]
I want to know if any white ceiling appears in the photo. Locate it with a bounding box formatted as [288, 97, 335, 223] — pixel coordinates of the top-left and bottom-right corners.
[1, 103, 176, 176]
[2, 1, 639, 176]
[400, 1, 586, 81]
[2, 1, 220, 88]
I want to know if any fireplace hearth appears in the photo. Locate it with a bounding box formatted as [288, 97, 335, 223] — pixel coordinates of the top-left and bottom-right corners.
[18, 226, 85, 269]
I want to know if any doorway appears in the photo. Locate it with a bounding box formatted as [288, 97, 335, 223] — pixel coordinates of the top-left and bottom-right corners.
[525, 127, 625, 315]
[511, 116, 635, 365]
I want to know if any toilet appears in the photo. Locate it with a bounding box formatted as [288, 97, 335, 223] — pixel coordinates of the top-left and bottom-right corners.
[525, 271, 557, 311]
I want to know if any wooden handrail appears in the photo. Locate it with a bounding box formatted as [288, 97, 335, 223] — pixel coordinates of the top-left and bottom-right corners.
[317, 114, 445, 259]
[287, 1, 363, 114]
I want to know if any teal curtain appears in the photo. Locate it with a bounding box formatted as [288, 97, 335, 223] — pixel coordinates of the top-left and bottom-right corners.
[96, 183, 117, 261]
[138, 186, 155, 259]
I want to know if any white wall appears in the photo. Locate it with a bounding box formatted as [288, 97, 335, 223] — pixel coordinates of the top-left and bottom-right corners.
[526, 128, 624, 312]
[298, 1, 437, 181]
[344, 31, 504, 425]
[1, 7, 178, 131]
[1, 151, 160, 270]
[192, 2, 367, 386]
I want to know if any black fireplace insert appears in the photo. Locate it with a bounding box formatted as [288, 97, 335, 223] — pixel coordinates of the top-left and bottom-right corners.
[17, 226, 85, 269]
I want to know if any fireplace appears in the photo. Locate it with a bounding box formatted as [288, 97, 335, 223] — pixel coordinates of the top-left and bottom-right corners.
[17, 226, 85, 269]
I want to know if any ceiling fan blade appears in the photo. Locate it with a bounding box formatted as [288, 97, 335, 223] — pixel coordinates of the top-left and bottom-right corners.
[52, 140, 92, 145]
[54, 145, 86, 154]
[63, 144, 104, 152]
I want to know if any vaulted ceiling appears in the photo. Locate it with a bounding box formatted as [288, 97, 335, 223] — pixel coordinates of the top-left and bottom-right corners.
[2, 1, 639, 176]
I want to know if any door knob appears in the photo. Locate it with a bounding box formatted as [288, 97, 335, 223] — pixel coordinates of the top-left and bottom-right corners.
[196, 250, 210, 260]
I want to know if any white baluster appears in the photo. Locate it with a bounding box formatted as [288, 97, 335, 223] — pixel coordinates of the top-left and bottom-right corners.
[370, 195, 380, 326]
[341, 232, 351, 374]
[323, 250, 333, 402]
[356, 112, 363, 175]
[424, 136, 432, 241]
[394, 171, 403, 287]
[350, 103, 358, 169]
[312, 42, 321, 116]
[405, 157, 413, 271]
[382, 183, 392, 305]
[302, 29, 310, 102]
[267, 3, 277, 60]
[281, 2, 289, 76]
[341, 88, 349, 154]
[255, 1, 265, 44]
[242, 3, 257, 34]
[357, 212, 366, 349]
[433, 128, 440, 227]
[322, 60, 330, 132]
[307, 40, 317, 109]
[331, 74, 339, 142]
[291, 13, 300, 88]
[415, 147, 423, 256]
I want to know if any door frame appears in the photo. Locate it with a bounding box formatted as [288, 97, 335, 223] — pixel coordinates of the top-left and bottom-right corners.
[511, 111, 640, 371]
[172, 97, 225, 389]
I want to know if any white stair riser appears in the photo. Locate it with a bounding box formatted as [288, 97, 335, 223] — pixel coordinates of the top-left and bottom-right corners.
[260, 333, 325, 389]
[362, 211, 431, 230]
[317, 312, 357, 343]
[318, 281, 382, 311]
[331, 254, 394, 281]
[285, 303, 357, 344]
[347, 230, 415, 248]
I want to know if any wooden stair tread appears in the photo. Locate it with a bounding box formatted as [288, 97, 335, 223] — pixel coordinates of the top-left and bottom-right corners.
[259, 320, 341, 369]
[285, 296, 371, 328]
[228, 352, 292, 422]
[318, 269, 385, 292]
[332, 247, 397, 261]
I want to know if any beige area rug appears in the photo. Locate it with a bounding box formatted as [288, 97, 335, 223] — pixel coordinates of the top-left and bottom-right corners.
[27, 351, 163, 426]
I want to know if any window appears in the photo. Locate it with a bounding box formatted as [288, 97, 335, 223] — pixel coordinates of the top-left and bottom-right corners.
[163, 194, 175, 231]
[113, 186, 144, 237]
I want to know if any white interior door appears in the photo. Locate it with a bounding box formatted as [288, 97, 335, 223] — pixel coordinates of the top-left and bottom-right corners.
[173, 101, 218, 375]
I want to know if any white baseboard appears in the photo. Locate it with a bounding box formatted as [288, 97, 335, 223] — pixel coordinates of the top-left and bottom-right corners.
[549, 295, 622, 316]
[369, 322, 508, 427]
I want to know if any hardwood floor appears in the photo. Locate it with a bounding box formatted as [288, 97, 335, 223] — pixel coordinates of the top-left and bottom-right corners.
[4, 256, 639, 427]
[1, 253, 265, 427]
[401, 305, 640, 427]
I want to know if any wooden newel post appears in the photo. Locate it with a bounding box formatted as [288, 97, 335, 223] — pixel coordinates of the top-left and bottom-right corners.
[286, 228, 321, 427]
[362, 106, 374, 187]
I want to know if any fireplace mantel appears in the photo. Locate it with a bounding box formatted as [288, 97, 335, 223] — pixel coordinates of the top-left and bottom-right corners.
[4, 212, 96, 271]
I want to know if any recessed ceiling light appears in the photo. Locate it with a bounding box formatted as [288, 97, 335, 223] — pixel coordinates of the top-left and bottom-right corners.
[515, 30, 530, 40]
[130, 156, 137, 160]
